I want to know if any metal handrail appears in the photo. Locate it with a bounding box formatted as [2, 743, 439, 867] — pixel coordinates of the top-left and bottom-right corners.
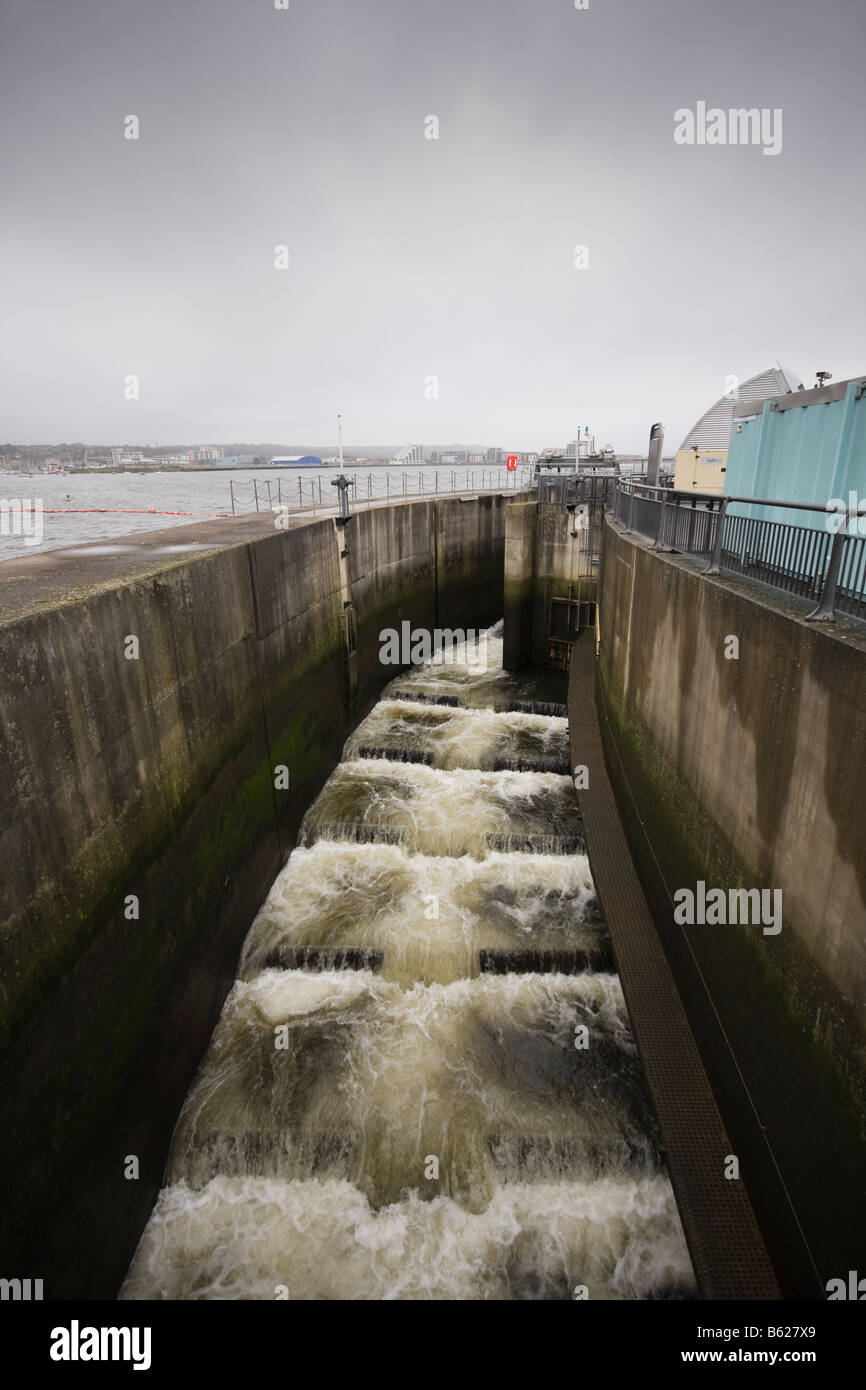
[618, 479, 834, 516]
[230, 465, 537, 518]
[614, 480, 861, 623]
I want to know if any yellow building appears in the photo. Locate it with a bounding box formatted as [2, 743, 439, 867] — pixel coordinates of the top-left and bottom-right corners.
[673, 448, 728, 492]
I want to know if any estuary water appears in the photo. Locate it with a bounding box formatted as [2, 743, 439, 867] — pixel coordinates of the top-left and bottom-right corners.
[120, 627, 695, 1300]
[0, 464, 533, 561]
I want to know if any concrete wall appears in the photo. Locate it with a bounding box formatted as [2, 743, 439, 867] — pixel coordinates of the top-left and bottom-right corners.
[0, 495, 508, 1298]
[598, 517, 866, 1290]
[503, 496, 599, 669]
[503, 498, 537, 669]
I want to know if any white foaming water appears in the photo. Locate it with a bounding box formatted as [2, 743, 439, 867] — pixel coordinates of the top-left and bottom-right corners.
[152, 970, 661, 1204]
[384, 649, 516, 710]
[382, 625, 567, 715]
[120, 1174, 693, 1301]
[383, 632, 507, 700]
[240, 842, 604, 986]
[301, 760, 583, 858]
[122, 621, 696, 1300]
[344, 700, 569, 772]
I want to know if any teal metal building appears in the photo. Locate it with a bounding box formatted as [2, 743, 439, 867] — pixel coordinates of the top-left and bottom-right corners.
[725, 374, 866, 530]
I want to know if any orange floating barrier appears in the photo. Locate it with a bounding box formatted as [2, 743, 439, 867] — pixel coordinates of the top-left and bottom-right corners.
[31, 507, 232, 518]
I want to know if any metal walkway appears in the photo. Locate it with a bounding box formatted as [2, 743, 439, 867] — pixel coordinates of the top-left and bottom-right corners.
[567, 633, 779, 1300]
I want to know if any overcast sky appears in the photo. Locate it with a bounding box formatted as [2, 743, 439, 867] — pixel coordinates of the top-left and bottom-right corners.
[1, 0, 864, 452]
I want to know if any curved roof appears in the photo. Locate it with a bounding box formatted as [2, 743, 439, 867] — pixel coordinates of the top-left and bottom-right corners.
[678, 364, 804, 451]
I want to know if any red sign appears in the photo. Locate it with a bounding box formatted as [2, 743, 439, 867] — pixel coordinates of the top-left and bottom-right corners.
[506, 454, 518, 471]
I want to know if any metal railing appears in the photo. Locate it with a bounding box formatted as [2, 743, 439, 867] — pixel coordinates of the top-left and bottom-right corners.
[613, 481, 866, 623]
[229, 465, 536, 518]
[536, 472, 619, 509]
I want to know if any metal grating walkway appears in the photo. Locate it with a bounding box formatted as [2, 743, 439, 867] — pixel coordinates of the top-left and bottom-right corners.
[568, 632, 779, 1300]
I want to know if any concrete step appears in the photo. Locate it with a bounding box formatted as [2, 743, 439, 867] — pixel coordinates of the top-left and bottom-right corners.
[479, 947, 614, 974]
[257, 946, 384, 972]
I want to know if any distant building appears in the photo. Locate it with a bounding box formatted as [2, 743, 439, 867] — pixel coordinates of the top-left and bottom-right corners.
[114, 451, 194, 468]
[567, 428, 596, 459]
[391, 445, 423, 466]
[674, 364, 804, 493]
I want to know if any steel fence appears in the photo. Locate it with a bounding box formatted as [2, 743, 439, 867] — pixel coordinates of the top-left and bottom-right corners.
[614, 481, 866, 623]
[229, 465, 537, 518]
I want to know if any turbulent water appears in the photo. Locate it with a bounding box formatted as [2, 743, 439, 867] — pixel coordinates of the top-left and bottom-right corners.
[121, 624, 695, 1300]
